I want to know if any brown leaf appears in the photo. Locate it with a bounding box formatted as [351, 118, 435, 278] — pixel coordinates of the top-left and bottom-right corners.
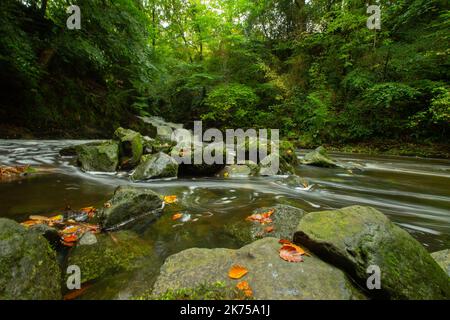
[164, 195, 178, 204]
[228, 265, 248, 279]
[63, 284, 91, 300]
[279, 244, 306, 263]
[264, 226, 274, 233]
[172, 213, 183, 221]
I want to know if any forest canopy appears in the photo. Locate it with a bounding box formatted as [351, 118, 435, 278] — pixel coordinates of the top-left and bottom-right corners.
[0, 0, 448, 145]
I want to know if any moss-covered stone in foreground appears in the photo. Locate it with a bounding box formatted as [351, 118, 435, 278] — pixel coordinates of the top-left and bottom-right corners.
[294, 205, 450, 300]
[66, 231, 152, 284]
[0, 218, 61, 300]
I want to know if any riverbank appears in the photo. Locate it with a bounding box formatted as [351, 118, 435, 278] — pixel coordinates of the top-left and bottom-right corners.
[324, 141, 450, 159]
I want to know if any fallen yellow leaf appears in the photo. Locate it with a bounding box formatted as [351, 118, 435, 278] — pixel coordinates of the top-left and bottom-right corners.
[228, 265, 248, 279]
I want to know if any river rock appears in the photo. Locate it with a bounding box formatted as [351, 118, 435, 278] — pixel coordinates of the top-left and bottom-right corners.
[0, 218, 61, 300]
[293, 205, 450, 299]
[301, 146, 336, 167]
[259, 153, 294, 175]
[28, 223, 61, 248]
[76, 140, 119, 172]
[114, 127, 143, 169]
[78, 231, 98, 246]
[152, 237, 365, 300]
[277, 175, 308, 189]
[431, 249, 450, 277]
[66, 231, 152, 284]
[218, 161, 259, 178]
[178, 144, 226, 176]
[99, 186, 163, 229]
[131, 152, 178, 180]
[225, 204, 306, 245]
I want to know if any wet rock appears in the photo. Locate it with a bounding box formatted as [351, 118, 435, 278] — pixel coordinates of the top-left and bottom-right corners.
[28, 223, 60, 248]
[218, 161, 259, 178]
[78, 231, 98, 246]
[301, 146, 336, 167]
[225, 204, 306, 245]
[138, 116, 184, 141]
[152, 237, 365, 300]
[0, 218, 61, 300]
[77, 140, 119, 172]
[178, 144, 226, 176]
[431, 249, 450, 277]
[131, 152, 178, 181]
[277, 175, 308, 188]
[66, 231, 152, 284]
[293, 205, 450, 299]
[99, 186, 163, 229]
[259, 153, 295, 175]
[114, 127, 144, 169]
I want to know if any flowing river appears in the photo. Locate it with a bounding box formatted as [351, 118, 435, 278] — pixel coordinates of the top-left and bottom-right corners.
[1, 140, 449, 298]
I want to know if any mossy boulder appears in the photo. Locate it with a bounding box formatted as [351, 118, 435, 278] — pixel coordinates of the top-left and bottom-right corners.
[217, 161, 259, 178]
[131, 152, 178, 181]
[431, 249, 450, 277]
[99, 186, 163, 229]
[0, 218, 61, 300]
[225, 204, 306, 245]
[293, 205, 450, 299]
[259, 153, 295, 175]
[301, 146, 336, 167]
[76, 140, 119, 172]
[114, 127, 144, 169]
[178, 144, 226, 176]
[152, 237, 365, 300]
[65, 231, 152, 284]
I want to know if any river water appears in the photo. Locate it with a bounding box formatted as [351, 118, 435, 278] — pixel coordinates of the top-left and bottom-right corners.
[0, 140, 449, 298]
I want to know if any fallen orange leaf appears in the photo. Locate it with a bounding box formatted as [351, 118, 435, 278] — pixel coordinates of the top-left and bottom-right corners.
[278, 239, 292, 245]
[236, 280, 253, 297]
[245, 209, 274, 225]
[63, 284, 91, 300]
[228, 265, 248, 279]
[164, 195, 178, 204]
[172, 213, 183, 221]
[80, 206, 96, 217]
[264, 226, 274, 233]
[279, 244, 306, 263]
[62, 234, 78, 243]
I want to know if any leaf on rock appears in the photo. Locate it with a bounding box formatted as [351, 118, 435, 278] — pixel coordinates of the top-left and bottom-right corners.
[172, 213, 183, 221]
[264, 226, 274, 233]
[236, 280, 253, 297]
[278, 239, 291, 245]
[279, 244, 307, 262]
[245, 209, 274, 225]
[228, 264, 248, 279]
[164, 195, 178, 204]
[80, 206, 96, 217]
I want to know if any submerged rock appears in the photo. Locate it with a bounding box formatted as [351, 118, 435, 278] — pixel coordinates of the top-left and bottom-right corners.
[76, 140, 119, 172]
[0, 218, 61, 300]
[152, 237, 365, 300]
[431, 249, 450, 277]
[294, 205, 450, 299]
[301, 146, 336, 167]
[277, 175, 308, 189]
[114, 127, 143, 169]
[99, 186, 163, 229]
[225, 204, 306, 245]
[66, 231, 153, 284]
[131, 152, 178, 180]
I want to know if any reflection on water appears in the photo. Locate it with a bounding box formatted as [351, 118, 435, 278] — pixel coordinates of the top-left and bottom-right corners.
[0, 140, 449, 298]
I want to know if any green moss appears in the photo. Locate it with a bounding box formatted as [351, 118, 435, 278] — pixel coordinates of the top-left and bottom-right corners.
[134, 281, 252, 300]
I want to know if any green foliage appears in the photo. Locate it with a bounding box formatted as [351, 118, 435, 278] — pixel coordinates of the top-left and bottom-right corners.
[202, 83, 259, 128]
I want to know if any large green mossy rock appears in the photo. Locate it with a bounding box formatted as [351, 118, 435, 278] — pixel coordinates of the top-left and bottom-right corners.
[259, 153, 295, 175]
[431, 249, 450, 277]
[301, 146, 336, 167]
[293, 205, 450, 299]
[76, 140, 119, 172]
[99, 186, 163, 229]
[217, 161, 259, 178]
[114, 127, 144, 169]
[0, 218, 61, 300]
[131, 152, 178, 181]
[152, 237, 365, 300]
[66, 231, 153, 284]
[225, 204, 306, 245]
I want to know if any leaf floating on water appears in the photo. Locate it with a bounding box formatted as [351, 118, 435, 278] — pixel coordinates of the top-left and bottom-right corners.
[228, 265, 248, 279]
[172, 213, 183, 221]
[236, 280, 253, 297]
[163, 195, 178, 204]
